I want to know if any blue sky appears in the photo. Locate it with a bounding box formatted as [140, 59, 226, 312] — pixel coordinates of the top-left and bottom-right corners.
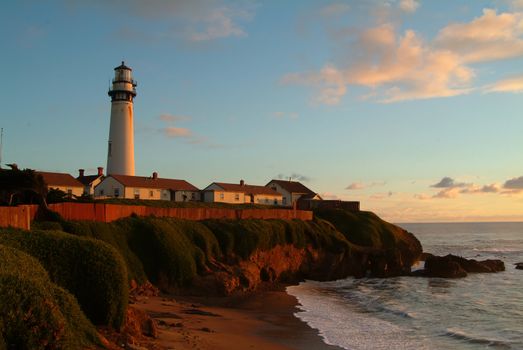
[1, 0, 523, 222]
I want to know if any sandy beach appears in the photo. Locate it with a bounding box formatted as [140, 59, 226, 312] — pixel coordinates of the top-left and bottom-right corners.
[125, 288, 343, 350]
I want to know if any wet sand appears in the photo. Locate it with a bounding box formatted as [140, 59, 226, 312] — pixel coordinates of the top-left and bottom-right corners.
[130, 289, 344, 350]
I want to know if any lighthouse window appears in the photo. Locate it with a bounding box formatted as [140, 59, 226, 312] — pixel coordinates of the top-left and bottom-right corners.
[108, 142, 112, 156]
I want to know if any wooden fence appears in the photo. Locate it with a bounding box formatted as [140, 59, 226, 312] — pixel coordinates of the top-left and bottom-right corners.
[0, 203, 313, 230]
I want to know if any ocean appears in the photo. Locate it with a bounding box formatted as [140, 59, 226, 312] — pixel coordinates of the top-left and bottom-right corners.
[287, 222, 523, 350]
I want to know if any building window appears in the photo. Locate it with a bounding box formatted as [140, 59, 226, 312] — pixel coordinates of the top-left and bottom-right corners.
[134, 193, 140, 199]
[220, 192, 224, 200]
[100, 189, 104, 196]
[274, 199, 278, 205]
[283, 197, 287, 205]
[235, 193, 239, 201]
[114, 188, 120, 197]
[191, 192, 195, 200]
[149, 190, 154, 198]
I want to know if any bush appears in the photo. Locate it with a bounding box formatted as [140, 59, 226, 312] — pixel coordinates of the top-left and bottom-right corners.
[127, 218, 197, 287]
[0, 230, 128, 329]
[63, 219, 147, 284]
[0, 244, 101, 349]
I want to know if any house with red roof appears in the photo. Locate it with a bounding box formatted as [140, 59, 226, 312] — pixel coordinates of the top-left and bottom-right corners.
[37, 171, 85, 198]
[265, 179, 322, 207]
[94, 172, 200, 201]
[76, 167, 104, 196]
[202, 180, 282, 205]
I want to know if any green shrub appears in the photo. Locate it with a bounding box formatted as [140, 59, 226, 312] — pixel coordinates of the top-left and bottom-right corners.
[63, 219, 147, 284]
[0, 230, 128, 329]
[127, 218, 197, 287]
[0, 245, 101, 349]
[31, 220, 63, 231]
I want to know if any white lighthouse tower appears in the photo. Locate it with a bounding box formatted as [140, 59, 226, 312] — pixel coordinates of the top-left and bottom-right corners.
[106, 61, 137, 176]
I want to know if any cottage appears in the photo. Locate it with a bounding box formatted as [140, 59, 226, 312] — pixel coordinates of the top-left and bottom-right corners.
[37, 171, 84, 198]
[76, 167, 104, 196]
[265, 179, 322, 207]
[94, 172, 200, 201]
[202, 180, 282, 205]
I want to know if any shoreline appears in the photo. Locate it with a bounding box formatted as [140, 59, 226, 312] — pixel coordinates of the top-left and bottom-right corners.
[127, 286, 344, 350]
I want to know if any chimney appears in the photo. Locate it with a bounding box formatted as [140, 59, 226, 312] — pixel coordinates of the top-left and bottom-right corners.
[97, 167, 104, 176]
[152, 172, 158, 180]
[78, 169, 85, 177]
[240, 179, 245, 186]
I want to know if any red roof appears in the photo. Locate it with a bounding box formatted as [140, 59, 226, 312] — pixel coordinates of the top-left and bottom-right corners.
[210, 182, 281, 196]
[37, 171, 84, 188]
[266, 179, 315, 195]
[110, 174, 199, 191]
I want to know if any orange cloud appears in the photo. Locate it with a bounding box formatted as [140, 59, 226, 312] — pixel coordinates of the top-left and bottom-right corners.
[283, 7, 523, 104]
[485, 74, 523, 93]
[163, 126, 192, 138]
[435, 9, 523, 63]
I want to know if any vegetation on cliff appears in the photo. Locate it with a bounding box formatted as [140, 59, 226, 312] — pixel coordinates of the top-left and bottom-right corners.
[0, 244, 102, 349]
[0, 208, 422, 347]
[0, 229, 128, 329]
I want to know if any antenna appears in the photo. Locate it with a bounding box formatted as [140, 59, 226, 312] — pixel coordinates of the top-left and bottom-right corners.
[0, 128, 3, 168]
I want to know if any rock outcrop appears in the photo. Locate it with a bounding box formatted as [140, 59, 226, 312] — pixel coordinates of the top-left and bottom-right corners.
[515, 262, 523, 270]
[413, 254, 505, 278]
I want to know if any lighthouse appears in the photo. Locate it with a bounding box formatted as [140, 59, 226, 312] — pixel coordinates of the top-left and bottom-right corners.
[106, 61, 137, 176]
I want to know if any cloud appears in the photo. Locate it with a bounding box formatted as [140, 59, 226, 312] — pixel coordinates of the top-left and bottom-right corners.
[345, 181, 386, 190]
[163, 126, 192, 138]
[434, 9, 523, 63]
[485, 74, 523, 93]
[320, 3, 350, 17]
[431, 177, 468, 188]
[346, 182, 365, 190]
[159, 114, 192, 122]
[276, 173, 311, 182]
[431, 177, 503, 198]
[282, 24, 474, 104]
[504, 176, 523, 189]
[460, 183, 501, 194]
[319, 192, 341, 200]
[158, 113, 218, 147]
[272, 111, 299, 120]
[511, 0, 523, 10]
[283, 7, 523, 104]
[186, 6, 249, 41]
[414, 193, 431, 200]
[399, 0, 420, 13]
[370, 191, 394, 199]
[433, 187, 461, 199]
[67, 0, 253, 43]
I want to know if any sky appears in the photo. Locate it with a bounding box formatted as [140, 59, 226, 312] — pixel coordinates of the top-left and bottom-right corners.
[1, 0, 522, 222]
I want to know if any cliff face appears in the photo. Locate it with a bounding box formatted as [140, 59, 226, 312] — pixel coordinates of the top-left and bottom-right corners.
[188, 210, 423, 295]
[56, 209, 422, 296]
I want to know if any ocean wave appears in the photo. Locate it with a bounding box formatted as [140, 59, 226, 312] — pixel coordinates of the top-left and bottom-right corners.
[472, 247, 522, 253]
[444, 328, 512, 349]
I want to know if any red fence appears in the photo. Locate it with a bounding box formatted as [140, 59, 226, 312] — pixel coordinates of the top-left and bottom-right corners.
[19, 202, 313, 225]
[0, 205, 32, 230]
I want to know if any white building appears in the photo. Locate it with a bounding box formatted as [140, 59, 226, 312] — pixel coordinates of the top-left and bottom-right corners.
[265, 179, 322, 207]
[76, 167, 104, 196]
[202, 180, 282, 205]
[94, 172, 199, 201]
[37, 171, 84, 198]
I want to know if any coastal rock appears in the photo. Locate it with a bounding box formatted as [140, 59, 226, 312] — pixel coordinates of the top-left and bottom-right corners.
[424, 255, 468, 278]
[515, 263, 523, 270]
[417, 254, 505, 278]
[124, 307, 159, 339]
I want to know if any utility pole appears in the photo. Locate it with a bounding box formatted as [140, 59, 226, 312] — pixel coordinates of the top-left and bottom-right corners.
[0, 127, 3, 169]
